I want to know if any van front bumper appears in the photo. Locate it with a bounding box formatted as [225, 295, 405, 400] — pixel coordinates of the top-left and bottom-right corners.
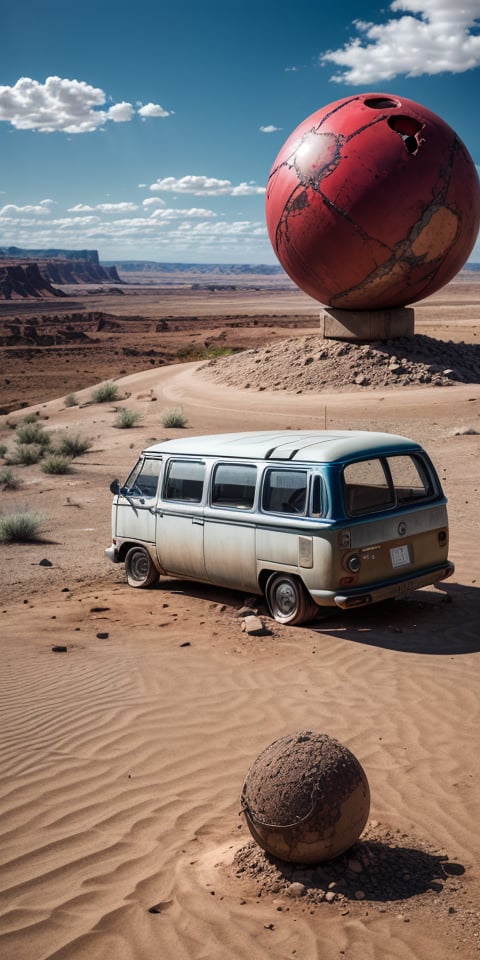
[310, 562, 455, 609]
[105, 543, 121, 564]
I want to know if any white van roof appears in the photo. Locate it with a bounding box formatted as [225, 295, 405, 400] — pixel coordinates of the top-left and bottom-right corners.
[143, 431, 421, 464]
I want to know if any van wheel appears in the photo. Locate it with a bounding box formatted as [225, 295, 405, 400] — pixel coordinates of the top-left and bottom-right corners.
[266, 573, 316, 626]
[125, 546, 159, 588]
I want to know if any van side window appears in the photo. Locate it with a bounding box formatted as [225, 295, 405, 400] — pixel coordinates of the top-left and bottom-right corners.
[211, 463, 257, 509]
[311, 474, 327, 517]
[386, 455, 434, 502]
[164, 460, 205, 502]
[125, 458, 160, 498]
[263, 469, 308, 515]
[343, 459, 393, 515]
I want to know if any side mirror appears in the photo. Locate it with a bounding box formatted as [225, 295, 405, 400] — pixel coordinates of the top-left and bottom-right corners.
[110, 479, 120, 494]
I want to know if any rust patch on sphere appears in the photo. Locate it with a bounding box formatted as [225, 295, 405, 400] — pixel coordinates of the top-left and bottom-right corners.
[241, 731, 370, 864]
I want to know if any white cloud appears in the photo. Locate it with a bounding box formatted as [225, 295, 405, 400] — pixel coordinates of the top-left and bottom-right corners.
[99, 202, 139, 213]
[142, 197, 166, 208]
[259, 125, 282, 133]
[149, 207, 217, 220]
[106, 101, 135, 123]
[321, 0, 480, 84]
[0, 77, 171, 133]
[138, 102, 170, 118]
[68, 201, 139, 214]
[0, 186, 271, 260]
[150, 175, 265, 196]
[0, 200, 54, 216]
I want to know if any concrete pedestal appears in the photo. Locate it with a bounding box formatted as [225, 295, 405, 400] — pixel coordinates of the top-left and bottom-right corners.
[320, 307, 415, 341]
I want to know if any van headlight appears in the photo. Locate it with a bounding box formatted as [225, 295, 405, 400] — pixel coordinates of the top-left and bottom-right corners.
[345, 552, 361, 573]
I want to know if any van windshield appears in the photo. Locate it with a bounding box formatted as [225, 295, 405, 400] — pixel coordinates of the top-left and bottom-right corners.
[343, 454, 434, 516]
[124, 458, 161, 499]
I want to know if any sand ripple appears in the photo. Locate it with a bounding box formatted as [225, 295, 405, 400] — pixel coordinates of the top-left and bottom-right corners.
[1, 580, 479, 959]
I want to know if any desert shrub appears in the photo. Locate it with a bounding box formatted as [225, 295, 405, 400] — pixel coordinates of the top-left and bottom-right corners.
[6, 443, 44, 466]
[54, 433, 92, 457]
[0, 508, 44, 542]
[22, 412, 40, 424]
[41, 454, 73, 475]
[0, 467, 21, 490]
[64, 393, 78, 407]
[91, 381, 119, 403]
[15, 421, 51, 447]
[0, 443, 7, 458]
[161, 407, 188, 428]
[113, 407, 141, 429]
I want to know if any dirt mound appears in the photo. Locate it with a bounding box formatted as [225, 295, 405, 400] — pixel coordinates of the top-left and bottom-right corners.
[203, 334, 480, 392]
[231, 821, 467, 915]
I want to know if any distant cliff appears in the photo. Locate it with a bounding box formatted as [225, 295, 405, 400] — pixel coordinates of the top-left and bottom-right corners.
[0, 246, 100, 264]
[107, 260, 284, 275]
[0, 248, 123, 298]
[38, 260, 122, 285]
[0, 263, 63, 300]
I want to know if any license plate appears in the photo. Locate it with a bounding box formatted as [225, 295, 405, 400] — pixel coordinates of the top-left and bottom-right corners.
[390, 544, 411, 568]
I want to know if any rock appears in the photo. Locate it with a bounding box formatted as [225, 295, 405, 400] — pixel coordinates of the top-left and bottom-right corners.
[39, 558, 53, 567]
[241, 615, 267, 636]
[148, 899, 173, 914]
[285, 882, 305, 898]
[51, 645, 68, 653]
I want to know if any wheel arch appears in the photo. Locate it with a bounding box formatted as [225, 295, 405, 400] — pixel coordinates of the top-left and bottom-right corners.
[117, 539, 161, 571]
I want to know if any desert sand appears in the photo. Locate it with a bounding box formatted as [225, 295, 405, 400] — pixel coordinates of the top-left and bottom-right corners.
[0, 276, 479, 960]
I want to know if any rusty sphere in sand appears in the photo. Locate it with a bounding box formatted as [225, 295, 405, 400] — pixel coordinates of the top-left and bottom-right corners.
[241, 731, 370, 864]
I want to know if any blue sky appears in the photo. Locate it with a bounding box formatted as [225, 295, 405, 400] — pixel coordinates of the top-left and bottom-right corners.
[1, 0, 480, 264]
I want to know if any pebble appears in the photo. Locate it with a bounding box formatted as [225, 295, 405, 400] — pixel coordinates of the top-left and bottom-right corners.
[285, 882, 305, 899]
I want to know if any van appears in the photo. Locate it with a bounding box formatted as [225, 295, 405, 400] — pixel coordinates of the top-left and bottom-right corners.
[105, 430, 454, 625]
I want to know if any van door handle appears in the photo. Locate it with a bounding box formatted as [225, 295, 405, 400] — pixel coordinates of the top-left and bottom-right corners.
[192, 517, 204, 526]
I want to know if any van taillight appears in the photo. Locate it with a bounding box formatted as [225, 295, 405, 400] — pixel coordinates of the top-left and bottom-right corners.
[345, 553, 361, 574]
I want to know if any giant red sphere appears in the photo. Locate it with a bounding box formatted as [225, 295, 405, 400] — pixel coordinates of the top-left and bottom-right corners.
[266, 93, 480, 310]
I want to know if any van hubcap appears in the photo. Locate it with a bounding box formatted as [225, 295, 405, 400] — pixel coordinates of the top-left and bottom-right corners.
[131, 551, 149, 581]
[276, 581, 297, 615]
